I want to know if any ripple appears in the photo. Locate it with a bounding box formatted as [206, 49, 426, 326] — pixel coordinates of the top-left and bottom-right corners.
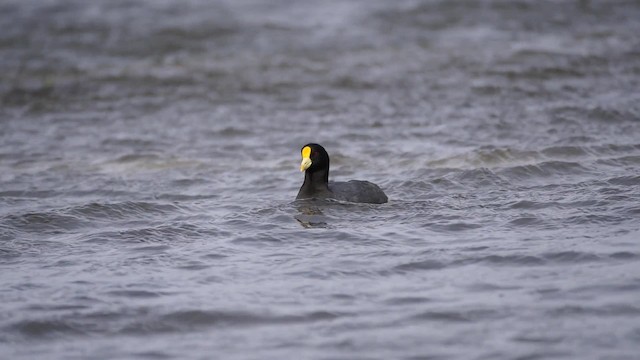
[83, 223, 221, 244]
[106, 290, 166, 298]
[408, 308, 503, 323]
[606, 175, 640, 186]
[428, 147, 542, 168]
[569, 281, 640, 295]
[465, 282, 522, 292]
[507, 200, 545, 210]
[609, 251, 638, 260]
[26, 304, 89, 312]
[507, 199, 604, 211]
[551, 105, 639, 124]
[511, 333, 565, 345]
[598, 155, 640, 168]
[541, 251, 601, 263]
[451, 168, 507, 187]
[174, 261, 211, 271]
[64, 201, 183, 220]
[231, 234, 284, 246]
[143, 309, 343, 333]
[547, 304, 640, 317]
[540, 145, 590, 158]
[393, 260, 447, 272]
[4, 308, 345, 340]
[563, 213, 624, 225]
[1, 211, 86, 234]
[383, 296, 434, 306]
[132, 351, 174, 360]
[440, 222, 484, 231]
[210, 126, 252, 136]
[458, 255, 546, 266]
[498, 161, 591, 181]
[9, 319, 85, 339]
[508, 216, 545, 227]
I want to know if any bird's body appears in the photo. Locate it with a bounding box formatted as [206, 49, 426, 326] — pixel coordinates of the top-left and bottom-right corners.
[296, 143, 388, 204]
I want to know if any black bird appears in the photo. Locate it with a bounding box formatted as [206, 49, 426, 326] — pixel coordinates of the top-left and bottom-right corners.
[296, 143, 388, 204]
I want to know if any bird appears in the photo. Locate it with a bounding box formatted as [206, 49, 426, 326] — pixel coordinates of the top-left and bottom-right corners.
[296, 143, 388, 204]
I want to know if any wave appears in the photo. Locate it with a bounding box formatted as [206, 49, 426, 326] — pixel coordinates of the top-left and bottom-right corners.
[1, 212, 86, 234]
[497, 160, 591, 181]
[4, 308, 345, 340]
[389, 250, 637, 275]
[64, 201, 183, 220]
[81, 223, 220, 244]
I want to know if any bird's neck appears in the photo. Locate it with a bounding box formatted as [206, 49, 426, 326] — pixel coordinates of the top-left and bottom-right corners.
[299, 169, 330, 195]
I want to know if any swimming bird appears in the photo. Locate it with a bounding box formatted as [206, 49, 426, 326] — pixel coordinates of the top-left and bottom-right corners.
[296, 143, 388, 204]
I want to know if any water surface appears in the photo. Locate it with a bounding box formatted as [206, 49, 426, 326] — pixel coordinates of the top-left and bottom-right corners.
[1, 1, 640, 359]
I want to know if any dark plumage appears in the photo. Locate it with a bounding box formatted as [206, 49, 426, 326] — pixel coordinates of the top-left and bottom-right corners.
[296, 143, 388, 204]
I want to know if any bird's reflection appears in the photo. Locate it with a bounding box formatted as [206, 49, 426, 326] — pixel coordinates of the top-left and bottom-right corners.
[293, 199, 329, 228]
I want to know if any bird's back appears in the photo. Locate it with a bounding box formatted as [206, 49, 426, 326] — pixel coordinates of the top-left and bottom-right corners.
[329, 180, 388, 204]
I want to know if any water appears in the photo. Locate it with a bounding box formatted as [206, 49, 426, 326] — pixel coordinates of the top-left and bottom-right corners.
[2, 0, 640, 358]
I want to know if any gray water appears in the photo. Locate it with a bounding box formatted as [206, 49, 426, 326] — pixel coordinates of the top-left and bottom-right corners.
[2, 0, 640, 359]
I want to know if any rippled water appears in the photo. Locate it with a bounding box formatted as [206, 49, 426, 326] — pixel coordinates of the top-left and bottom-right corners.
[2, 0, 640, 359]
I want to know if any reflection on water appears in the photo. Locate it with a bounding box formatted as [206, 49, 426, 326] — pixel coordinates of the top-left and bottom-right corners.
[294, 200, 329, 229]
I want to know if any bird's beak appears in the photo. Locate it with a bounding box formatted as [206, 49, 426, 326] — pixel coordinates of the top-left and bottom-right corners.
[300, 146, 312, 171]
[300, 157, 312, 172]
